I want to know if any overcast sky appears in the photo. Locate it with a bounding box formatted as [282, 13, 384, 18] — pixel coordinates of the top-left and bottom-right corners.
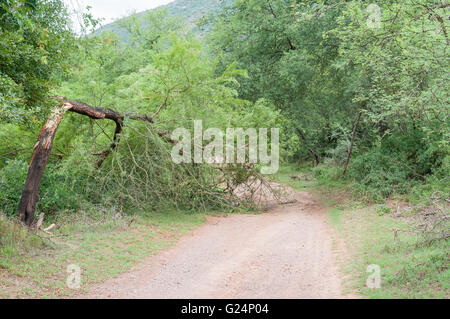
[64, 0, 174, 31]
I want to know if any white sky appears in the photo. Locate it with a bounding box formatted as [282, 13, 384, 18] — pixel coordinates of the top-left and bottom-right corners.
[64, 0, 174, 31]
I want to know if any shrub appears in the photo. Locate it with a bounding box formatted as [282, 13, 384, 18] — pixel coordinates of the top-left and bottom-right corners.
[375, 204, 391, 216]
[0, 160, 28, 216]
[348, 150, 414, 200]
[0, 159, 82, 218]
[326, 139, 352, 166]
[348, 131, 447, 201]
[312, 164, 343, 181]
[37, 164, 82, 215]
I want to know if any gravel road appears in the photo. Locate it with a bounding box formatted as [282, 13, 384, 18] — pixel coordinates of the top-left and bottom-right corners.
[81, 189, 350, 299]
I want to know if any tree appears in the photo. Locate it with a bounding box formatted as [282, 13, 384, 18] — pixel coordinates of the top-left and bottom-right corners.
[208, 0, 358, 164]
[208, 0, 448, 197]
[0, 0, 75, 123]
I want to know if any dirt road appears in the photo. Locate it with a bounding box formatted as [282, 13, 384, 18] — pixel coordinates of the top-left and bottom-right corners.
[82, 189, 350, 298]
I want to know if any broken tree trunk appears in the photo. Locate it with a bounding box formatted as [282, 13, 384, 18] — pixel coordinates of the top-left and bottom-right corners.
[17, 98, 155, 226]
[17, 103, 72, 226]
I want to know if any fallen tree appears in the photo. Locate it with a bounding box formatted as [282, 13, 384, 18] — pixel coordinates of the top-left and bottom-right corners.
[17, 97, 159, 226]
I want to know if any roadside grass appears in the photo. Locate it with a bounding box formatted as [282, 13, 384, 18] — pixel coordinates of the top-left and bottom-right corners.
[274, 164, 449, 299]
[0, 210, 206, 298]
[326, 201, 449, 298]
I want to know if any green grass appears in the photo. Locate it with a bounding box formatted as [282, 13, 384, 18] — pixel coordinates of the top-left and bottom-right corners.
[326, 208, 343, 227]
[273, 164, 316, 190]
[274, 164, 449, 299]
[332, 206, 449, 298]
[0, 210, 206, 298]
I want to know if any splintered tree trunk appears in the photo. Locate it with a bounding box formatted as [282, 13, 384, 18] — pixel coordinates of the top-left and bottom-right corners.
[17, 98, 156, 226]
[17, 103, 72, 226]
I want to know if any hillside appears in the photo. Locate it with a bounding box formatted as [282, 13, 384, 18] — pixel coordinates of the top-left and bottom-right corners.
[94, 0, 230, 40]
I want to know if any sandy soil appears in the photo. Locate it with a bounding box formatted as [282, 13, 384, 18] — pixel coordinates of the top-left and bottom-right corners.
[80, 189, 352, 299]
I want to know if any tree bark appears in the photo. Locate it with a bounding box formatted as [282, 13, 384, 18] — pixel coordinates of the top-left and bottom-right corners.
[17, 103, 72, 226]
[17, 98, 154, 226]
[342, 110, 362, 177]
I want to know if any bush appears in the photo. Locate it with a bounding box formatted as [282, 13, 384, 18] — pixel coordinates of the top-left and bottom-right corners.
[37, 164, 82, 215]
[375, 204, 391, 216]
[0, 159, 82, 217]
[326, 139, 352, 166]
[347, 131, 446, 201]
[0, 160, 28, 216]
[409, 155, 450, 204]
[312, 164, 343, 181]
[348, 150, 414, 200]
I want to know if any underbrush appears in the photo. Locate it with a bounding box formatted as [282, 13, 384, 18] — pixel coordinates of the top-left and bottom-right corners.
[307, 130, 450, 202]
[0, 159, 90, 218]
[0, 215, 45, 269]
[309, 152, 449, 204]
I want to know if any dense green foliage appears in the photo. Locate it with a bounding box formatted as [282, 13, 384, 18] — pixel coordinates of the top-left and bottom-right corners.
[208, 0, 449, 200]
[0, 0, 74, 123]
[0, 0, 448, 222]
[0, 1, 282, 219]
